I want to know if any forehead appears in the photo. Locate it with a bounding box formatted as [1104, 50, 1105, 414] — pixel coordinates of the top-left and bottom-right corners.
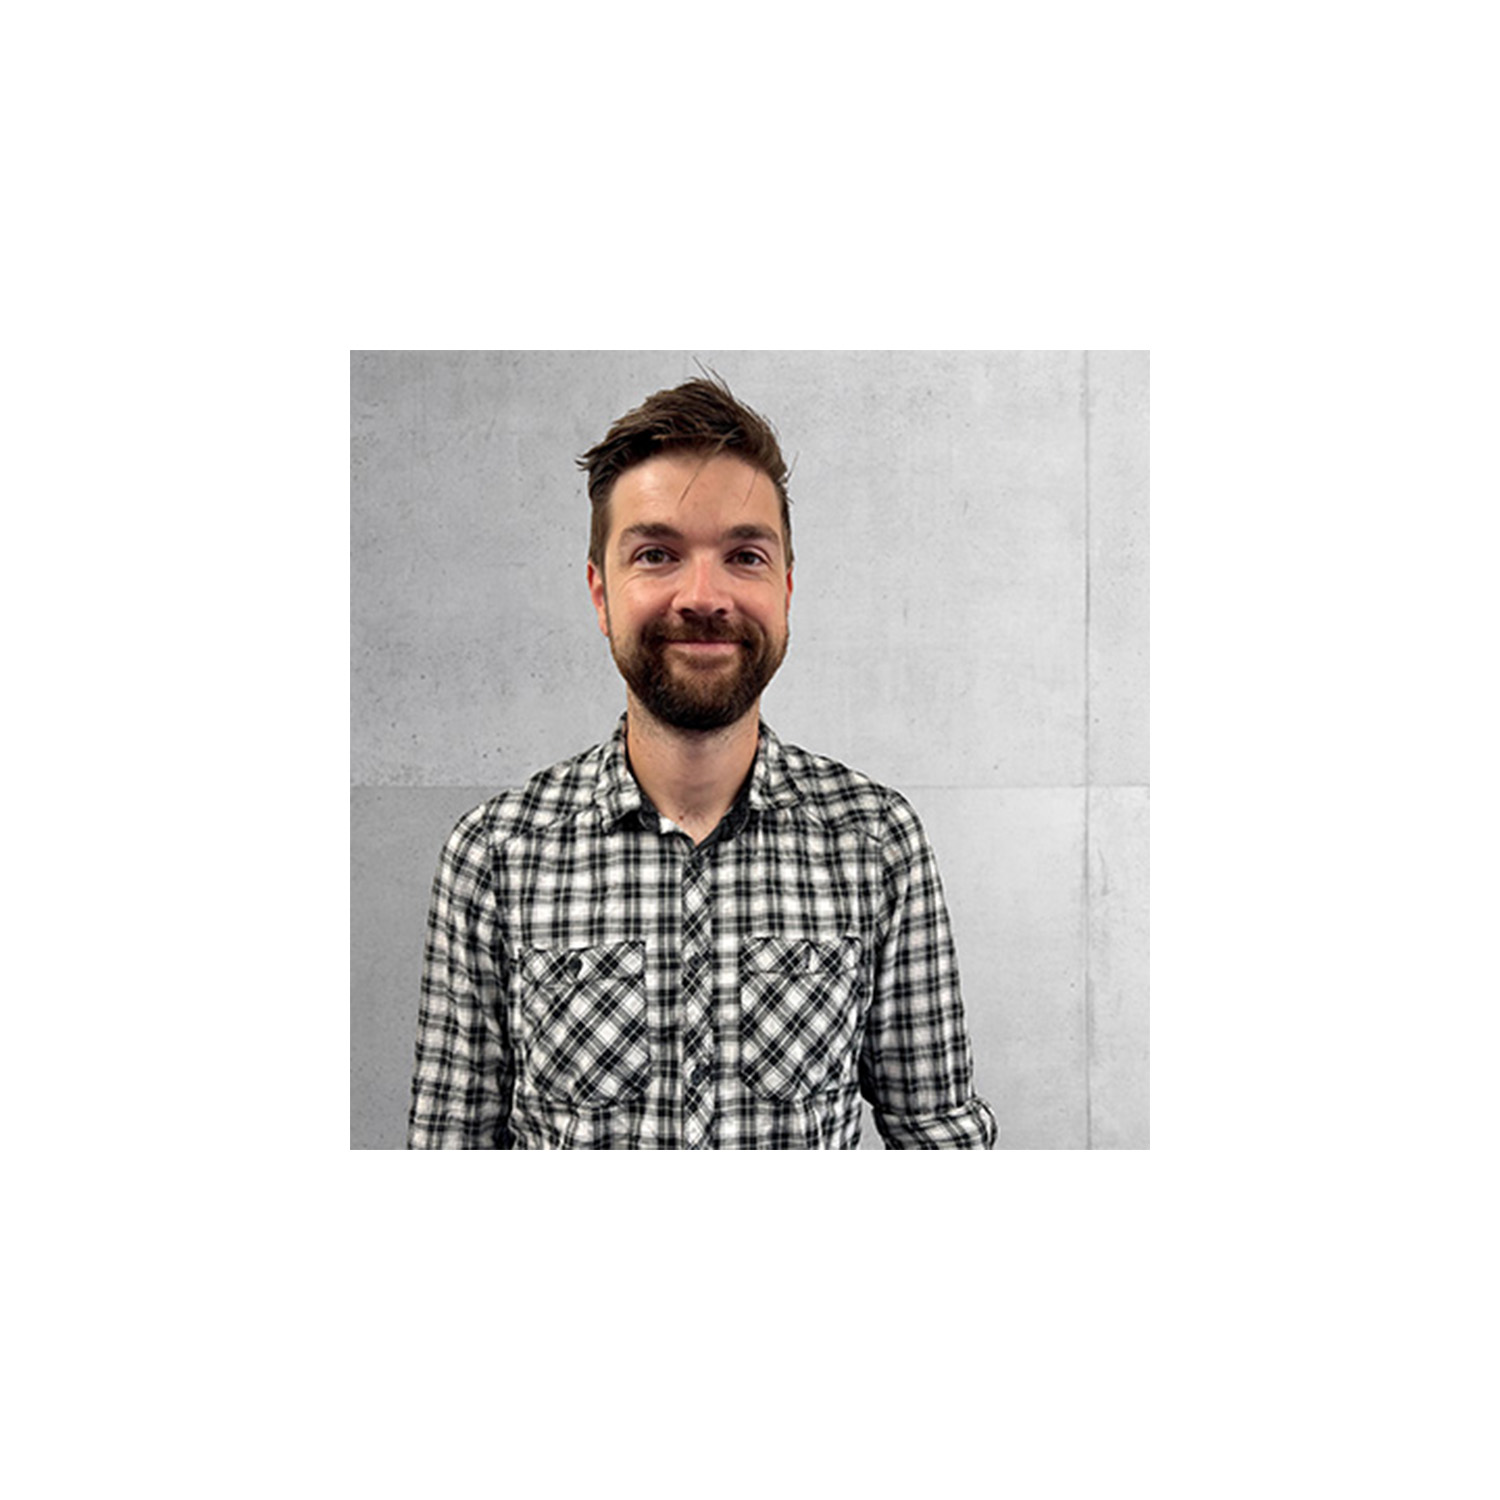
[608, 452, 783, 545]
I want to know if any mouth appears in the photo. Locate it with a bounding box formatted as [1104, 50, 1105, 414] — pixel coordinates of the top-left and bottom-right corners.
[665, 641, 742, 660]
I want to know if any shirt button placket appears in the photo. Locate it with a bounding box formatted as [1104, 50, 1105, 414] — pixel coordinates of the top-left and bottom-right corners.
[681, 852, 713, 1149]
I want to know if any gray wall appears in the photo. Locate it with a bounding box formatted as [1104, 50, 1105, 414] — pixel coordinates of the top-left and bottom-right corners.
[351, 351, 1149, 1148]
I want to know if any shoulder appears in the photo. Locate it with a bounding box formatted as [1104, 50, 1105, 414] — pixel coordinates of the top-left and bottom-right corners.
[443, 740, 609, 854]
[774, 737, 931, 856]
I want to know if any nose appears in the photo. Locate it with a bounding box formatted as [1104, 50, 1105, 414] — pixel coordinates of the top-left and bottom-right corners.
[672, 553, 732, 618]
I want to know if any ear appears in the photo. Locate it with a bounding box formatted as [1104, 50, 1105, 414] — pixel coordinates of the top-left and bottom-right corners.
[586, 559, 610, 638]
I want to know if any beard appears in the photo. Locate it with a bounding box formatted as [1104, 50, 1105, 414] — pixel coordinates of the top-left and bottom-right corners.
[610, 613, 787, 732]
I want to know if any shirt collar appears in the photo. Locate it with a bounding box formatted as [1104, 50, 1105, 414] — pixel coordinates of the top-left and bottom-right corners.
[745, 719, 803, 816]
[593, 714, 803, 833]
[593, 716, 645, 831]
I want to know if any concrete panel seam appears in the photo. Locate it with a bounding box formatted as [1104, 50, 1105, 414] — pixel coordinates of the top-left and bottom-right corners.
[1082, 351, 1094, 1151]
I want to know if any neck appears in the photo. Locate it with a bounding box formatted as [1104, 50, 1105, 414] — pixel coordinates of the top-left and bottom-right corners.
[624, 699, 760, 844]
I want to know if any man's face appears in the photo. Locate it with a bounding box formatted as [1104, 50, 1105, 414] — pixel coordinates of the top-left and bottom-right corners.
[587, 452, 793, 733]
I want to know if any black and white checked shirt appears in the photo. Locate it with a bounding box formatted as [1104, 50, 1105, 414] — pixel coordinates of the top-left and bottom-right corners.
[408, 719, 997, 1149]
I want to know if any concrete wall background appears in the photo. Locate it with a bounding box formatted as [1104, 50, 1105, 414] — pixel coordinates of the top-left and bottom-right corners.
[351, 350, 1148, 1149]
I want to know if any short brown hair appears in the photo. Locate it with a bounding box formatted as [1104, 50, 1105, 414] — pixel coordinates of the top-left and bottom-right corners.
[578, 375, 793, 570]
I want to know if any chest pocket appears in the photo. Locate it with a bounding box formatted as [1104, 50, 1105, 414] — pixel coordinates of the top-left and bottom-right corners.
[518, 940, 649, 1105]
[738, 936, 864, 1099]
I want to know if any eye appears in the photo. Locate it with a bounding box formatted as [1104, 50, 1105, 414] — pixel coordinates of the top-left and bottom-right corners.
[729, 549, 768, 568]
[634, 546, 673, 566]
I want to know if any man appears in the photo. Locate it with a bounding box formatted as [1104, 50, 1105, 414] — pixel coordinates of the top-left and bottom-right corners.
[408, 376, 996, 1149]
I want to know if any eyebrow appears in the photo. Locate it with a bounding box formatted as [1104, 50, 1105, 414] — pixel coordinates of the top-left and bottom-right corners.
[618, 522, 782, 552]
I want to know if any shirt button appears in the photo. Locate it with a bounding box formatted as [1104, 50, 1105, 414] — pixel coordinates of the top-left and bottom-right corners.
[564, 955, 583, 979]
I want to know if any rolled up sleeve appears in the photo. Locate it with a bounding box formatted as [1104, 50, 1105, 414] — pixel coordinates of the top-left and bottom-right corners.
[859, 793, 998, 1150]
[407, 808, 514, 1149]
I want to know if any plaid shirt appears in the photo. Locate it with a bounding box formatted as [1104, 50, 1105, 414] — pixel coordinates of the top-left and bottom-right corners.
[408, 719, 996, 1149]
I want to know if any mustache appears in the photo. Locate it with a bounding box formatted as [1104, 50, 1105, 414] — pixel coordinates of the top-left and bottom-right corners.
[645, 620, 752, 645]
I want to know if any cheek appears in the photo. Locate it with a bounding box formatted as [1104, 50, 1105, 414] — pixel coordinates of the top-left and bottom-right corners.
[619, 581, 676, 620]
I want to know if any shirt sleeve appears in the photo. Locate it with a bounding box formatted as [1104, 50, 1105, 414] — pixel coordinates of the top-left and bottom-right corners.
[407, 807, 515, 1149]
[859, 792, 998, 1149]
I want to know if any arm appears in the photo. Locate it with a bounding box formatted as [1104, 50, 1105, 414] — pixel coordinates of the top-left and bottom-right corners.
[859, 792, 998, 1149]
[406, 807, 515, 1148]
